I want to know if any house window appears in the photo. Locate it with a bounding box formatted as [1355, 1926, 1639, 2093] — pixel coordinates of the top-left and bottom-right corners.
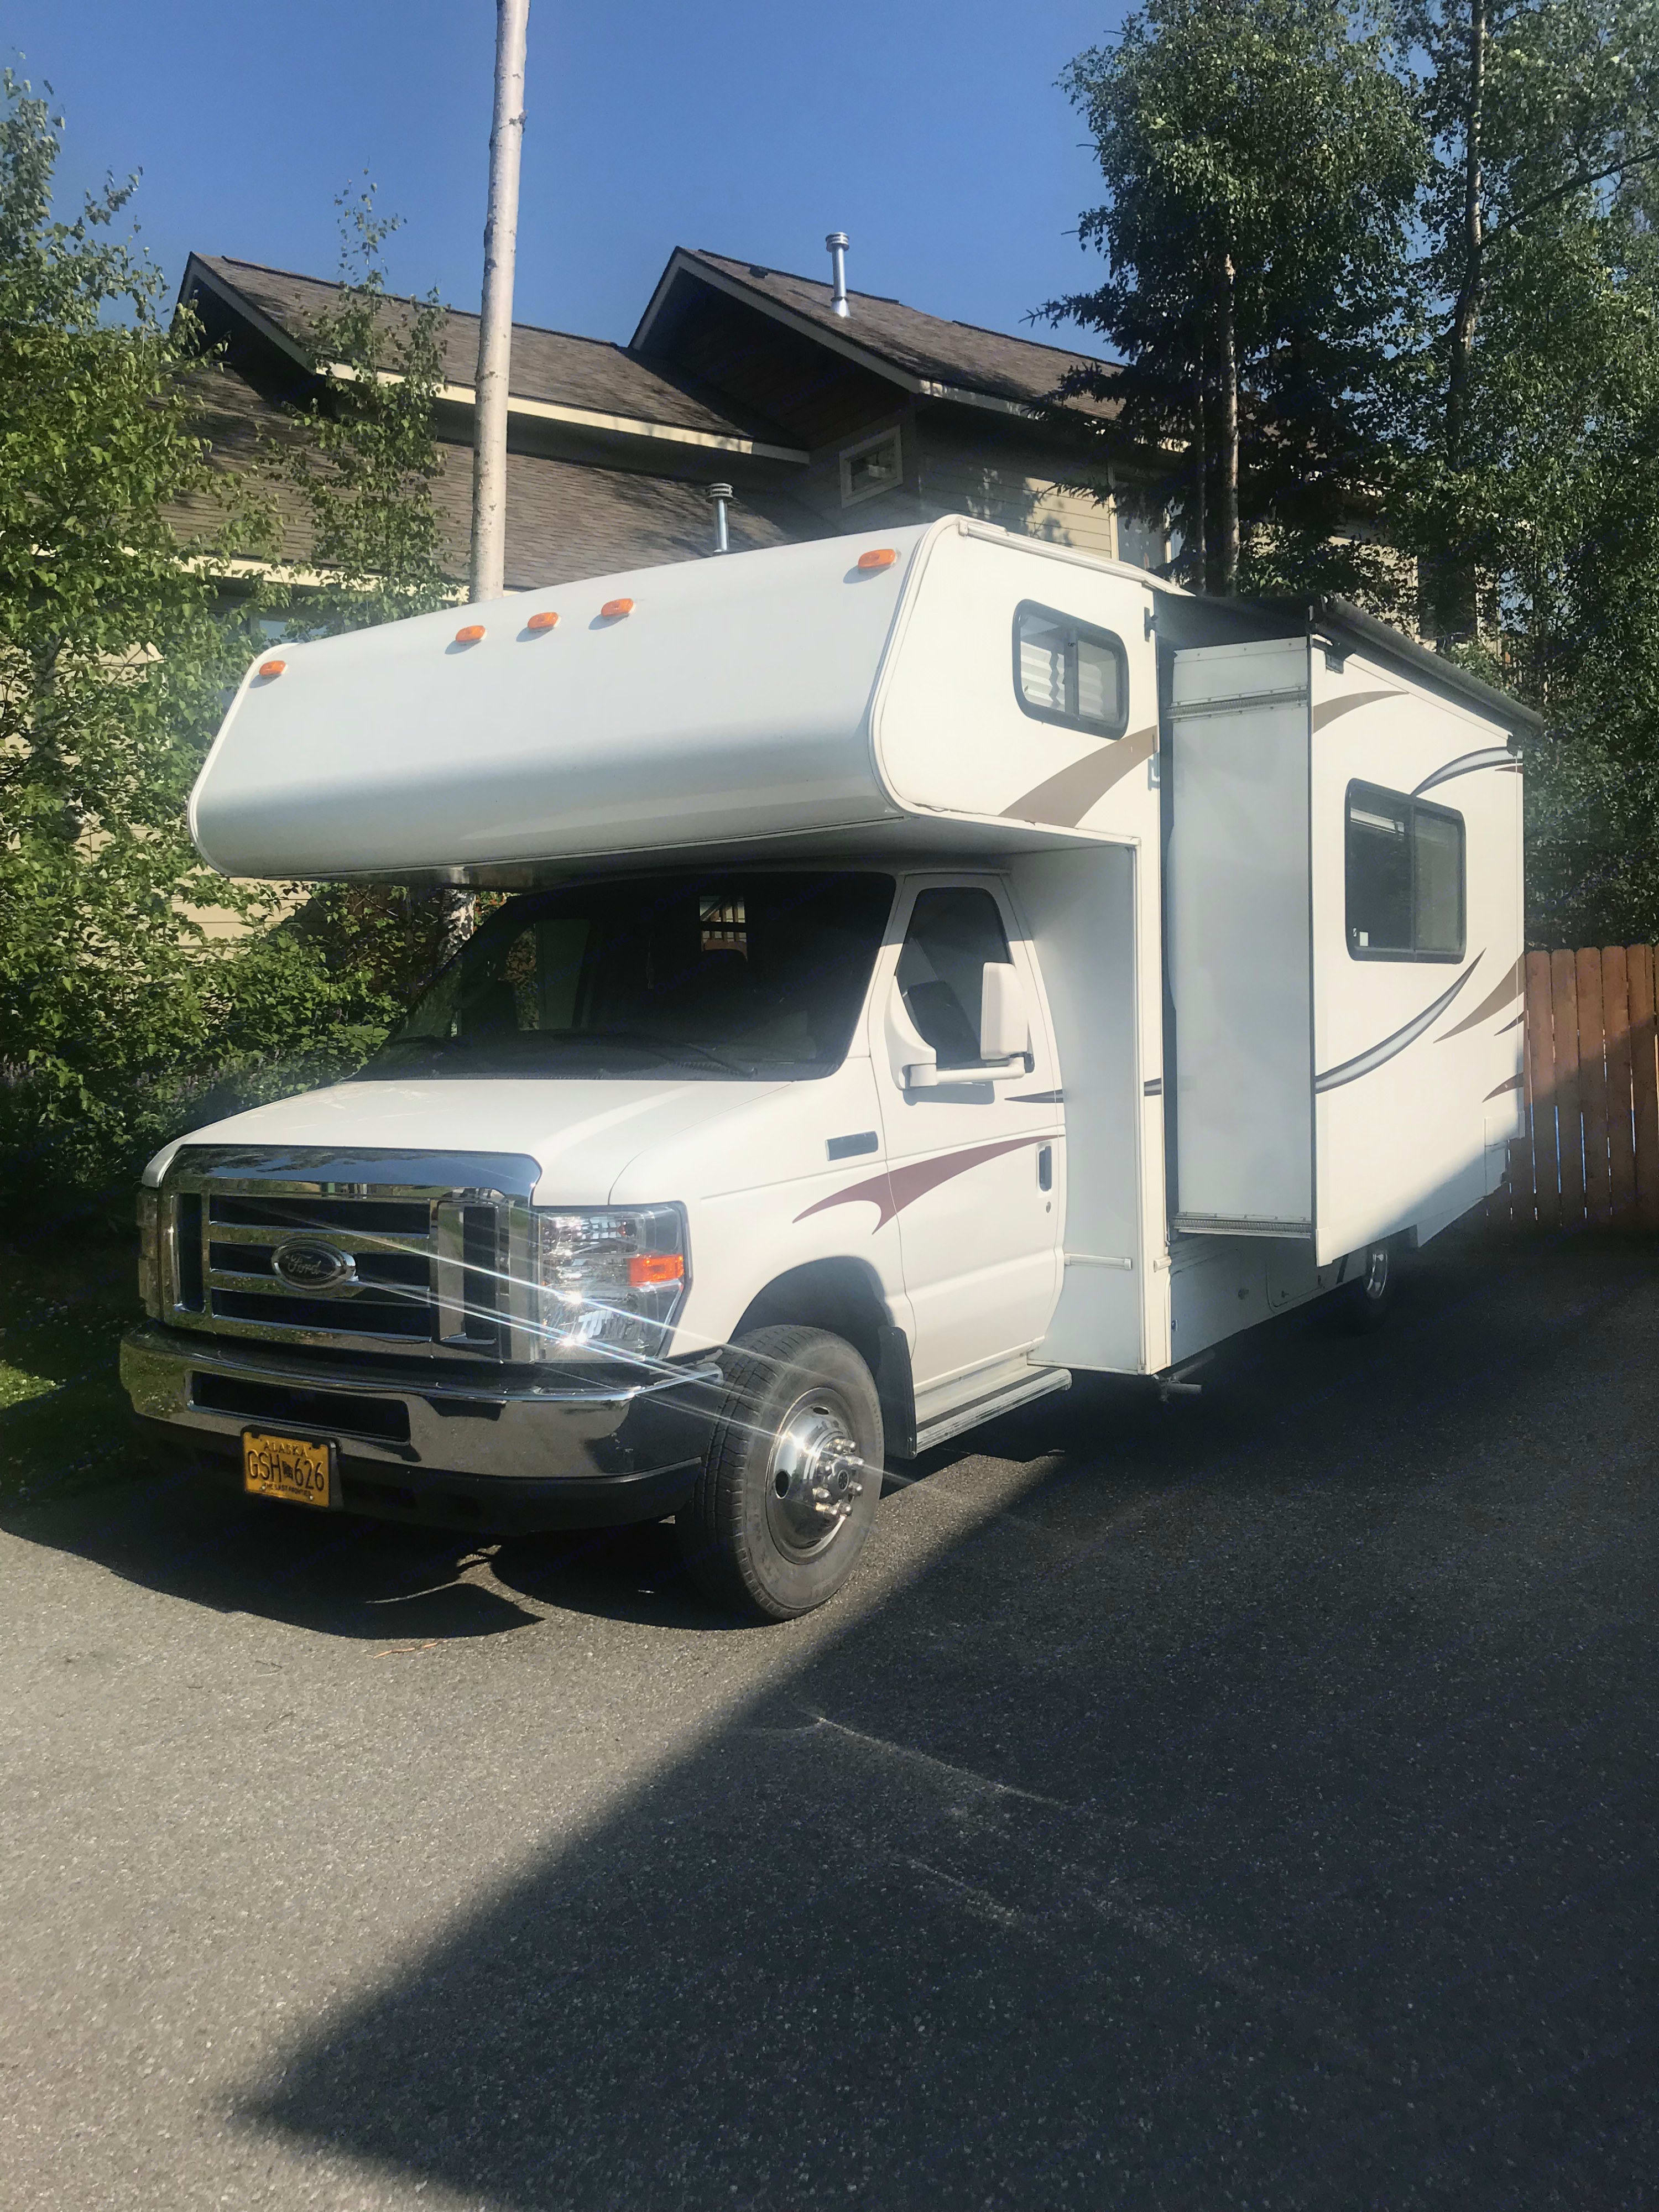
[1345, 781, 1465, 961]
[1013, 602, 1129, 740]
[1115, 504, 1168, 573]
[840, 429, 902, 507]
[699, 894, 747, 958]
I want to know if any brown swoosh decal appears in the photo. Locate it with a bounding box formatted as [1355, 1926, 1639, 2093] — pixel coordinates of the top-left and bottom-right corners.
[1311, 688, 1401, 731]
[1001, 724, 1158, 828]
[1485, 1073, 1522, 1099]
[795, 1134, 1046, 1232]
[1413, 745, 1517, 796]
[1438, 954, 1524, 1041]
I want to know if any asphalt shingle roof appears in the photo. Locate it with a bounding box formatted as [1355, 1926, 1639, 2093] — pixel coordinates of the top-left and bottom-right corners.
[677, 251, 1119, 419]
[165, 353, 824, 587]
[190, 257, 790, 444]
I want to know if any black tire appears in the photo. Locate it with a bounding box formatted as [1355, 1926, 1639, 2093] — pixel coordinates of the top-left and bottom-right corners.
[676, 1325, 884, 1622]
[1335, 1240, 1398, 1333]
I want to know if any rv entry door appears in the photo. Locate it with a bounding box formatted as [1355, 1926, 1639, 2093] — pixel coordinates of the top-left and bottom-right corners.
[873, 880, 1063, 1391]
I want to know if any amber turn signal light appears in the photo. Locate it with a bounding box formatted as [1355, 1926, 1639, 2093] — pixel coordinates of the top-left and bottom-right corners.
[525, 609, 560, 632]
[257, 659, 286, 679]
[454, 623, 486, 645]
[857, 547, 898, 571]
[600, 597, 634, 619]
[628, 1252, 685, 1287]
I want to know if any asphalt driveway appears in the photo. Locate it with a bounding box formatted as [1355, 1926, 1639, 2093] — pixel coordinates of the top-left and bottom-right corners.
[1, 1223, 1655, 2209]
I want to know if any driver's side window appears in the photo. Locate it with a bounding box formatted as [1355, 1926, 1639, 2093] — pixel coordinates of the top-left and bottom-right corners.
[896, 888, 1011, 1069]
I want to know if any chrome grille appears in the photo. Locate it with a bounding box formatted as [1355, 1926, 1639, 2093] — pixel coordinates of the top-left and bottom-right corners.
[158, 1146, 542, 1361]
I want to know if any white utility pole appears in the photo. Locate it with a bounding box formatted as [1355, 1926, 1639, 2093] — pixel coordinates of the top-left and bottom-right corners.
[438, 0, 529, 966]
[471, 0, 530, 602]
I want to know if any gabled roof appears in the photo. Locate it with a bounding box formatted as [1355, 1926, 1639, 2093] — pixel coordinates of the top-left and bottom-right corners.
[162, 347, 826, 588]
[182, 255, 808, 460]
[632, 248, 1119, 421]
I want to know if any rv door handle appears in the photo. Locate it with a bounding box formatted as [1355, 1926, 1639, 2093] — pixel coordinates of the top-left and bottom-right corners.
[1037, 1145, 1053, 1192]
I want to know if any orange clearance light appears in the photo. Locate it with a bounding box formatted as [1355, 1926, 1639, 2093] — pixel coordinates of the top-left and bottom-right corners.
[628, 1252, 685, 1288]
[454, 623, 486, 645]
[600, 597, 634, 619]
[258, 658, 286, 679]
[525, 609, 560, 633]
[857, 546, 898, 571]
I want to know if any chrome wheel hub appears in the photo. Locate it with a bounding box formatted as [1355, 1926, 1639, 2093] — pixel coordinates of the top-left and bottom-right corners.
[1363, 1245, 1390, 1298]
[765, 1392, 867, 1559]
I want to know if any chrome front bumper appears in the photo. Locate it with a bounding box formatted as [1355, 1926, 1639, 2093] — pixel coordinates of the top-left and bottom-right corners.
[121, 1323, 723, 1531]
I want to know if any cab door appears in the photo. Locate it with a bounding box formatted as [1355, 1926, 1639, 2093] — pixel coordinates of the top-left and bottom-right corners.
[870, 878, 1063, 1391]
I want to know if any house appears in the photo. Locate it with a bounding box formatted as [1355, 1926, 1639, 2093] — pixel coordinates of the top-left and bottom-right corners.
[171, 237, 1169, 594]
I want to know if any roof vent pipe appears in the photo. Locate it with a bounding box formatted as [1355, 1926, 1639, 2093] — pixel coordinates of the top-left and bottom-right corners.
[708, 481, 732, 554]
[826, 232, 850, 317]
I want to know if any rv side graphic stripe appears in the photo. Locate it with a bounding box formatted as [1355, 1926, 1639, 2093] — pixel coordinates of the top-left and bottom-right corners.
[1485, 1073, 1523, 1099]
[1001, 724, 1158, 828]
[1437, 953, 1525, 1041]
[1310, 688, 1401, 731]
[794, 1134, 1047, 1232]
[1314, 958, 1481, 1093]
[1412, 745, 1515, 796]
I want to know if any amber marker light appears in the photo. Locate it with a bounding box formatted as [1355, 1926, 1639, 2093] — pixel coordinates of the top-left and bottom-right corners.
[525, 609, 560, 632]
[454, 623, 486, 645]
[857, 547, 898, 571]
[257, 658, 286, 679]
[629, 1252, 685, 1288]
[600, 597, 634, 619]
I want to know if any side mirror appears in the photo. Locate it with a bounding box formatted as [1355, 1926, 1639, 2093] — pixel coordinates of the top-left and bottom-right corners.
[979, 962, 1030, 1065]
[884, 977, 938, 1089]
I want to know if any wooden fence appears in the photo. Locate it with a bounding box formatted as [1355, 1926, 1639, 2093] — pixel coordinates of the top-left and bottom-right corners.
[1499, 946, 1659, 1229]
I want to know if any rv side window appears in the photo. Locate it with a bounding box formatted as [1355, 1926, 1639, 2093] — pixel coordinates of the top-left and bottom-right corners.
[1345, 782, 1465, 961]
[1014, 602, 1129, 741]
[896, 888, 1011, 1068]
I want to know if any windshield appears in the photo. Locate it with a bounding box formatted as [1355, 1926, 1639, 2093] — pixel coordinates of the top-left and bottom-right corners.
[356, 871, 896, 1081]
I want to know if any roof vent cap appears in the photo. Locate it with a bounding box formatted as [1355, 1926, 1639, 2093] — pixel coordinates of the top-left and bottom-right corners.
[826, 232, 850, 319]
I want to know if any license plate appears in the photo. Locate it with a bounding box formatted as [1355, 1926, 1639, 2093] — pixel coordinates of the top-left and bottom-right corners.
[242, 1430, 334, 1510]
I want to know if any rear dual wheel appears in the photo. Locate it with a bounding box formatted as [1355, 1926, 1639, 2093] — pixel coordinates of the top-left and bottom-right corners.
[1336, 1240, 1399, 1333]
[676, 1325, 884, 1621]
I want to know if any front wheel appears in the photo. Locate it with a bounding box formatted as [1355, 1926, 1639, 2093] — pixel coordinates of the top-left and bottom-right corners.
[676, 1325, 884, 1621]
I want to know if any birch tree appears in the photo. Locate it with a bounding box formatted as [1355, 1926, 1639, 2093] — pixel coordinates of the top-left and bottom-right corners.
[1049, 0, 1422, 598]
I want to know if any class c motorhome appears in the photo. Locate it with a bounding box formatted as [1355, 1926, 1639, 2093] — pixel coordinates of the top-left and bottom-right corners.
[123, 518, 1536, 1619]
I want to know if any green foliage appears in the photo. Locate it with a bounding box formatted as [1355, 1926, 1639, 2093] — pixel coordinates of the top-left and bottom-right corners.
[259, 186, 460, 998]
[1396, 0, 1659, 940]
[274, 185, 455, 634]
[1056, 0, 1659, 944]
[1048, 0, 1425, 601]
[0, 83, 443, 1218]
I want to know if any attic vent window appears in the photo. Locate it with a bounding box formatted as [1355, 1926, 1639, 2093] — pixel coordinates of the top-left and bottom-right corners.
[1013, 602, 1129, 740]
[840, 429, 902, 508]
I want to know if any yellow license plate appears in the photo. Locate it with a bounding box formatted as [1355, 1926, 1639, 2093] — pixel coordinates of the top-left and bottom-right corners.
[242, 1430, 334, 1510]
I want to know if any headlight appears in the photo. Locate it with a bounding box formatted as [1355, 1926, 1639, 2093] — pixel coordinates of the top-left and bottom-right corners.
[137, 1188, 161, 1318]
[529, 1206, 688, 1359]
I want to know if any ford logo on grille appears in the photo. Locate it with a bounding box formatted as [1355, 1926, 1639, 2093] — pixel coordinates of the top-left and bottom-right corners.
[272, 1239, 357, 1292]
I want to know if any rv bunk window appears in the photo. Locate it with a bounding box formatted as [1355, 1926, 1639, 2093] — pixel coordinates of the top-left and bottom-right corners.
[1345, 781, 1465, 961]
[1013, 602, 1129, 741]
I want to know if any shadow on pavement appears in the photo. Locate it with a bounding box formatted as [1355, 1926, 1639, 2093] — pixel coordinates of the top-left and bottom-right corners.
[208, 1228, 1659, 2207]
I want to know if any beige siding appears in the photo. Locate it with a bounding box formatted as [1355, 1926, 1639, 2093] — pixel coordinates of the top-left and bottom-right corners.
[916, 441, 1118, 559]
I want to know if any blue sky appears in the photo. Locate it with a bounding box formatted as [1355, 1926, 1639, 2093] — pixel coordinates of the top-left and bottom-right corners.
[8, 0, 1126, 353]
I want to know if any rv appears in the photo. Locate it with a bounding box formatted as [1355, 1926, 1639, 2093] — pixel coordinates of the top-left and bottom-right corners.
[122, 520, 1535, 1619]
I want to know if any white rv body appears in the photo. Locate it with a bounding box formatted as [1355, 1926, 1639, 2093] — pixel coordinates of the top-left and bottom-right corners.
[128, 518, 1533, 1607]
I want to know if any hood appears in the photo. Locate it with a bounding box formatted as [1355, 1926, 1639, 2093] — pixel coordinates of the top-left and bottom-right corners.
[143, 1076, 787, 1206]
